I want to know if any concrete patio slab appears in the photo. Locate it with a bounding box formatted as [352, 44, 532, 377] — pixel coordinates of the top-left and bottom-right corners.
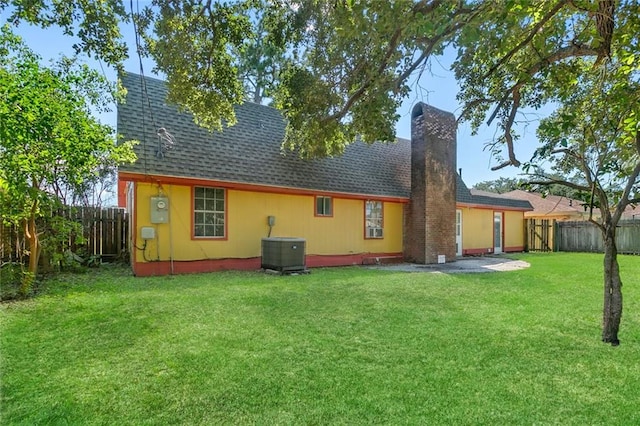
[365, 255, 530, 273]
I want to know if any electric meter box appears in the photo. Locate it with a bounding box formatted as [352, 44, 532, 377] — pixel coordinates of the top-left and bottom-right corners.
[150, 196, 169, 223]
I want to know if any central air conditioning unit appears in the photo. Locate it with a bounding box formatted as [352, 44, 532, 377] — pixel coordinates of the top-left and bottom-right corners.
[261, 237, 306, 272]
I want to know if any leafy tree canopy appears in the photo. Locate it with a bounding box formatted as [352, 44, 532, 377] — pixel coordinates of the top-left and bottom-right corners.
[131, 0, 483, 157]
[1, 0, 484, 157]
[472, 177, 521, 194]
[453, 0, 640, 171]
[1, 0, 129, 67]
[0, 25, 136, 292]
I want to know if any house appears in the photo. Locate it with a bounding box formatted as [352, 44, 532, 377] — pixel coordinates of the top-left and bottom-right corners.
[117, 72, 531, 276]
[502, 190, 598, 221]
[503, 189, 639, 221]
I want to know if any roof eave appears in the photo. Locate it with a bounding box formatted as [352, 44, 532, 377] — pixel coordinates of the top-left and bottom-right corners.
[118, 171, 411, 203]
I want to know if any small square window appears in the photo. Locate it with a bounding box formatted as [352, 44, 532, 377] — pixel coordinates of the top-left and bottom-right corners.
[316, 196, 333, 216]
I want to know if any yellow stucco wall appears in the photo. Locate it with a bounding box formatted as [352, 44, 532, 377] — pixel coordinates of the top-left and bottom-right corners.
[460, 207, 493, 252]
[134, 182, 404, 263]
[504, 210, 525, 249]
[460, 207, 525, 252]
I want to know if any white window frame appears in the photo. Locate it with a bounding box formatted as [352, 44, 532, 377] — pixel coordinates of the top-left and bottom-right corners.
[194, 186, 226, 238]
[365, 200, 383, 239]
[315, 196, 333, 217]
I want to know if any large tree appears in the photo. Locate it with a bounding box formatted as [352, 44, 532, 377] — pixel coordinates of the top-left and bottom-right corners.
[530, 65, 639, 345]
[453, 1, 640, 345]
[0, 26, 136, 294]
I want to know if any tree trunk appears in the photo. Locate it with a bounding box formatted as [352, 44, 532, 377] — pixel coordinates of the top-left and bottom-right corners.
[20, 214, 41, 296]
[601, 227, 622, 346]
[253, 85, 263, 104]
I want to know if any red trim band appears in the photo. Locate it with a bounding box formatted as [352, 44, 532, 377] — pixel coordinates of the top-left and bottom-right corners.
[504, 246, 525, 253]
[462, 246, 524, 255]
[463, 248, 494, 255]
[118, 172, 410, 204]
[132, 252, 403, 276]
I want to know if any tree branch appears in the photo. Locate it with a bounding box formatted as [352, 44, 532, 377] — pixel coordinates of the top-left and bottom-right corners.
[321, 26, 404, 124]
[490, 87, 521, 170]
[487, 43, 598, 125]
[612, 154, 640, 224]
[394, 49, 430, 93]
[323, 1, 482, 125]
[412, 0, 444, 16]
[484, 0, 570, 79]
[485, 43, 600, 169]
[525, 178, 591, 192]
[594, 0, 616, 65]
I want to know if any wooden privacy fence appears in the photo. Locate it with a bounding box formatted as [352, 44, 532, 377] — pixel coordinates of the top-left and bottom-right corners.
[526, 218, 640, 255]
[1, 206, 128, 264]
[556, 220, 640, 255]
[526, 219, 556, 252]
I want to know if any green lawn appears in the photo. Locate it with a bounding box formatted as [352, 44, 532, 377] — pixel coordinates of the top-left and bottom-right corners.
[1, 253, 640, 425]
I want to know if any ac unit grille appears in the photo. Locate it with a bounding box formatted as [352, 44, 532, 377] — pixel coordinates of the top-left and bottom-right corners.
[261, 237, 306, 272]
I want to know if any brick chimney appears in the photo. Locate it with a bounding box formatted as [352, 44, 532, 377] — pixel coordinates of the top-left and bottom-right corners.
[404, 103, 457, 264]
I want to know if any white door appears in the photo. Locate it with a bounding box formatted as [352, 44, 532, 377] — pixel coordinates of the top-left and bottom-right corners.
[456, 209, 462, 256]
[494, 212, 503, 254]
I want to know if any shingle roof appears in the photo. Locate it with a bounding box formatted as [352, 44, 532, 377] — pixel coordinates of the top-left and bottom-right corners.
[503, 190, 590, 214]
[118, 72, 530, 211]
[118, 72, 411, 198]
[461, 182, 531, 210]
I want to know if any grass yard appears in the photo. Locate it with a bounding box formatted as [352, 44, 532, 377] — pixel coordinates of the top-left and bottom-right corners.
[1, 253, 640, 424]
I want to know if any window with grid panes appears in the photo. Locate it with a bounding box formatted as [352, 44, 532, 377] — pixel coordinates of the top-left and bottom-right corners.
[194, 187, 225, 237]
[365, 200, 383, 238]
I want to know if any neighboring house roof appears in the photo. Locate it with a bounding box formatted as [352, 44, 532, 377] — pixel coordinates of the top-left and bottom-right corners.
[502, 190, 640, 220]
[503, 189, 595, 218]
[622, 205, 639, 220]
[118, 72, 530, 210]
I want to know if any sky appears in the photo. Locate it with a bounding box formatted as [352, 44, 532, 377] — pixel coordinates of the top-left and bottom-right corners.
[5, 11, 546, 189]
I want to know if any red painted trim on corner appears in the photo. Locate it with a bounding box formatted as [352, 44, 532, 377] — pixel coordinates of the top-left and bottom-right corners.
[134, 257, 262, 276]
[117, 179, 127, 208]
[462, 246, 523, 255]
[504, 246, 525, 253]
[306, 252, 402, 267]
[463, 248, 494, 255]
[118, 172, 409, 204]
[131, 252, 404, 276]
[131, 183, 139, 276]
